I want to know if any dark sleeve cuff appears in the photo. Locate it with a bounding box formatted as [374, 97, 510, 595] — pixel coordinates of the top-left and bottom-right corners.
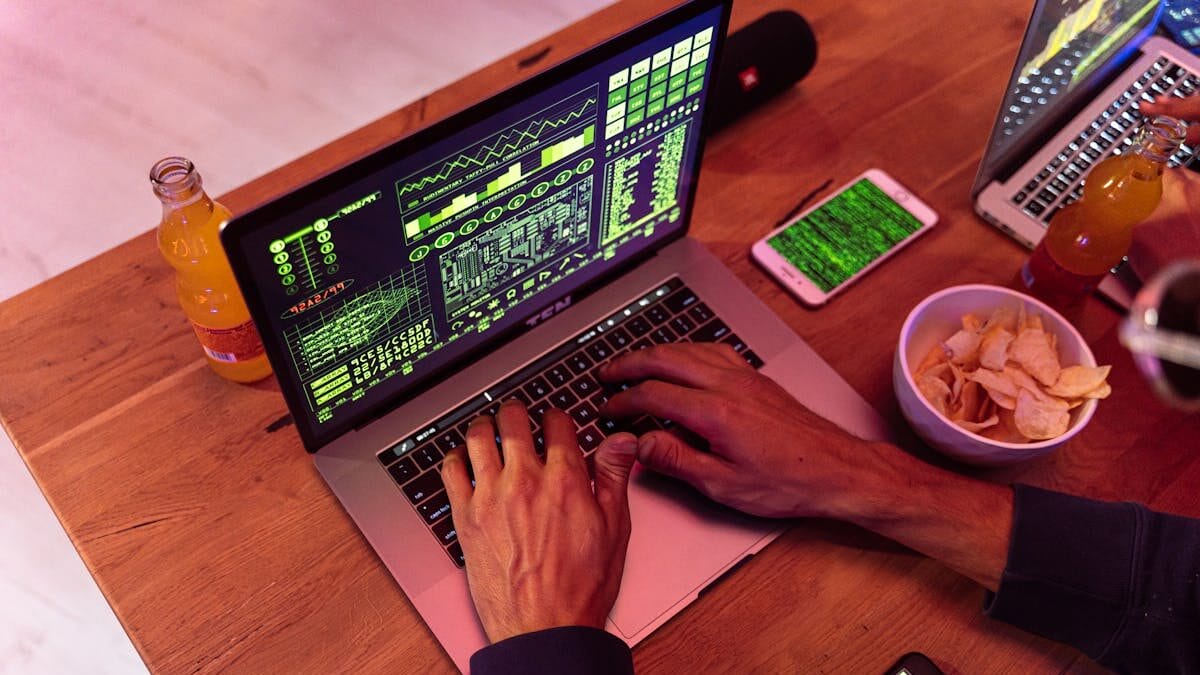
[983, 483, 1136, 659]
[469, 626, 634, 675]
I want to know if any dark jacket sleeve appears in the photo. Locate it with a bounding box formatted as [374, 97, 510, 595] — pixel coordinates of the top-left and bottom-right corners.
[985, 484, 1200, 674]
[470, 626, 634, 675]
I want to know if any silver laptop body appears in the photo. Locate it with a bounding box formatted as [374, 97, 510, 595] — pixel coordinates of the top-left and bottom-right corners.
[223, 2, 888, 669]
[318, 237, 890, 668]
[973, 0, 1199, 306]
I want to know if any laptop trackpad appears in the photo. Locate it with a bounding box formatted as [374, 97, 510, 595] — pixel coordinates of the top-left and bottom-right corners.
[608, 464, 778, 639]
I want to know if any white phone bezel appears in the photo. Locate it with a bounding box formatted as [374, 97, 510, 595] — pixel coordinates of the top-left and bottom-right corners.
[750, 168, 938, 307]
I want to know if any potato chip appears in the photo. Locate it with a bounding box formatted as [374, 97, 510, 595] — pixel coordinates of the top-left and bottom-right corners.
[949, 363, 966, 401]
[955, 380, 985, 422]
[987, 390, 1017, 410]
[979, 395, 997, 421]
[988, 304, 1019, 332]
[942, 329, 982, 366]
[966, 368, 1018, 399]
[1024, 313, 1044, 332]
[911, 299, 1111, 444]
[1047, 365, 1112, 398]
[954, 414, 1000, 433]
[978, 324, 1015, 371]
[920, 361, 952, 389]
[914, 344, 946, 376]
[1014, 388, 1070, 440]
[1010, 327, 1061, 386]
[918, 374, 953, 415]
[980, 409, 1028, 443]
[1003, 366, 1066, 408]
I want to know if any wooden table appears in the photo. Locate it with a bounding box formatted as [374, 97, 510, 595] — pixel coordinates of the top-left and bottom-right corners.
[3, 1, 1197, 672]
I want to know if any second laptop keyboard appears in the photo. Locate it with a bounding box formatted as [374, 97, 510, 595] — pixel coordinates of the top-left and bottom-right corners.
[375, 277, 761, 567]
[1012, 56, 1199, 223]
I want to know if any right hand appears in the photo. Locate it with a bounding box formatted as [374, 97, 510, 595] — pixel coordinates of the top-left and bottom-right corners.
[597, 343, 883, 519]
[1140, 96, 1200, 142]
[597, 343, 1016, 593]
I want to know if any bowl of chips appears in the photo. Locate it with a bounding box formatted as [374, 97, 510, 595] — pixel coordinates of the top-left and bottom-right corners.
[893, 284, 1110, 466]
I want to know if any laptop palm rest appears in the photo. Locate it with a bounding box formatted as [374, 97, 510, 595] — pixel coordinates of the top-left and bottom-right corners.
[609, 312, 893, 640]
[609, 465, 778, 639]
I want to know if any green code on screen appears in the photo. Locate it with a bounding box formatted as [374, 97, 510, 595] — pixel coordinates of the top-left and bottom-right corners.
[767, 179, 923, 292]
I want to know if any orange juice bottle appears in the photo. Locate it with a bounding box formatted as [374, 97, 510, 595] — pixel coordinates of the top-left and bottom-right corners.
[1021, 115, 1187, 306]
[152, 157, 272, 383]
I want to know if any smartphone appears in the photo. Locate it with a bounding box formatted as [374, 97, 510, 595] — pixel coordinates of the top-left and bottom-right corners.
[883, 652, 946, 675]
[751, 169, 937, 307]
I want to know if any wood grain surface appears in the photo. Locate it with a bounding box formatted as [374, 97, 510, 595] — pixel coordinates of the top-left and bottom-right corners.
[1, 1, 1194, 673]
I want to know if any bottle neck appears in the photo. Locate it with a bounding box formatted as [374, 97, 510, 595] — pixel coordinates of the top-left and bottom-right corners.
[150, 157, 214, 216]
[1131, 115, 1187, 165]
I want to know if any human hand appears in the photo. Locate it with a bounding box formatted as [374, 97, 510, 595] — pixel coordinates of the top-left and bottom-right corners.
[1140, 95, 1200, 143]
[597, 343, 1015, 592]
[441, 399, 637, 643]
[597, 343, 883, 520]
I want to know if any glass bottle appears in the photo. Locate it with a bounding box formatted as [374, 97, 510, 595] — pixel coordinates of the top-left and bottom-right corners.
[1020, 115, 1188, 307]
[152, 157, 272, 383]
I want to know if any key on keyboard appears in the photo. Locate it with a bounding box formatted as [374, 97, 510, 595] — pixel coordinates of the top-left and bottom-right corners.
[1011, 57, 1199, 224]
[374, 277, 763, 567]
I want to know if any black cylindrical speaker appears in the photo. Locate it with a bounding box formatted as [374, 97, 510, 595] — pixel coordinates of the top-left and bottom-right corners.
[708, 10, 817, 133]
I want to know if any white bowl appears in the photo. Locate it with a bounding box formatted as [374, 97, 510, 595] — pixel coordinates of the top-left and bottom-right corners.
[893, 284, 1099, 466]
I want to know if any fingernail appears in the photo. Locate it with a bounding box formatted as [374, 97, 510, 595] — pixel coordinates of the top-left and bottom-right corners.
[608, 435, 637, 456]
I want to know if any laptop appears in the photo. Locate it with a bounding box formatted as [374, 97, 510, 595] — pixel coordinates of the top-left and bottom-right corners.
[972, 0, 1199, 306]
[222, 1, 889, 669]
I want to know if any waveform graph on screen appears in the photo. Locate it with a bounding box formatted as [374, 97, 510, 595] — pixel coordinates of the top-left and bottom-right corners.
[285, 265, 434, 391]
[440, 177, 593, 321]
[601, 120, 689, 245]
[397, 86, 600, 244]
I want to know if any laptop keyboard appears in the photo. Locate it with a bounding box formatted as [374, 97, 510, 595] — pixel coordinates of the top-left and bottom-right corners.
[374, 277, 762, 567]
[1012, 56, 1199, 223]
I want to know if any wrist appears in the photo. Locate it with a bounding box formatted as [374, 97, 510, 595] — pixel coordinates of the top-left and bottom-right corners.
[482, 599, 607, 644]
[828, 443, 1014, 591]
[809, 440, 920, 525]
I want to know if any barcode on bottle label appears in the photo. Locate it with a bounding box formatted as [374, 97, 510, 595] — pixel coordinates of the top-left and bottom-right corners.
[191, 320, 265, 364]
[203, 347, 239, 363]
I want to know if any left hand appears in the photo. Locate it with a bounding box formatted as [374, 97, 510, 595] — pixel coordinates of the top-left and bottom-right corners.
[441, 399, 638, 643]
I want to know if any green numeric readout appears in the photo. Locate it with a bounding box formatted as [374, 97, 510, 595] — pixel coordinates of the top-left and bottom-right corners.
[767, 179, 923, 292]
[267, 191, 383, 296]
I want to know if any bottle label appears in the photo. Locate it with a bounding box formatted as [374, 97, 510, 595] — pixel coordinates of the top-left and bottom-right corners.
[191, 320, 266, 364]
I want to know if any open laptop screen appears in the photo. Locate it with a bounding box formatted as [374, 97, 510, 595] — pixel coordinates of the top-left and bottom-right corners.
[973, 0, 1160, 192]
[223, 1, 728, 450]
